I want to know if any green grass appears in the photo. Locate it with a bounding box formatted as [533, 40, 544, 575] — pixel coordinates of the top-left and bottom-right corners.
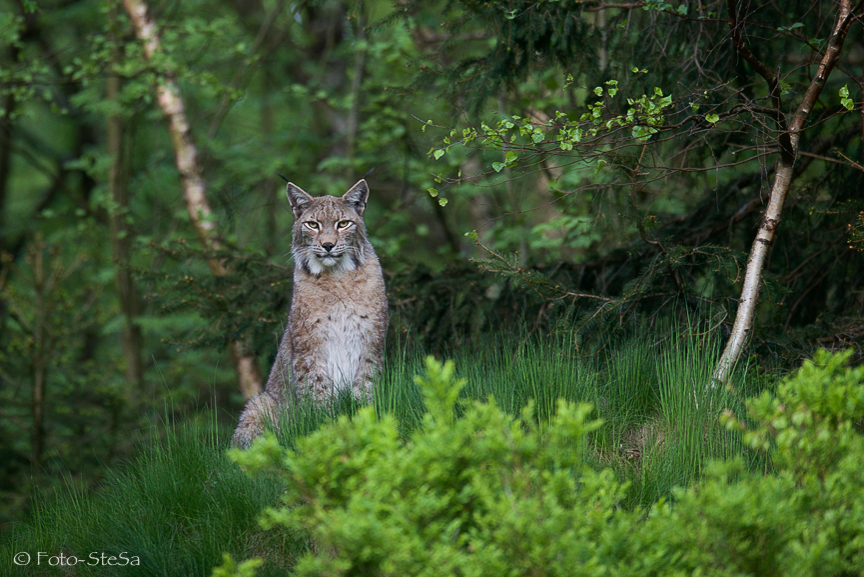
[1, 420, 304, 577]
[377, 325, 769, 508]
[2, 324, 777, 576]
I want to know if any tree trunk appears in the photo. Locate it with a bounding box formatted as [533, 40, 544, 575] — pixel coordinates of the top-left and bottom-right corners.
[713, 0, 855, 384]
[122, 0, 263, 398]
[0, 95, 12, 335]
[30, 241, 46, 468]
[107, 8, 144, 391]
[345, 6, 366, 180]
[0, 32, 16, 333]
[0, 99, 11, 254]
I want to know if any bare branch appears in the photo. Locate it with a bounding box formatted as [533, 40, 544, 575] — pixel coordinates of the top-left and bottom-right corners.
[726, 0, 792, 162]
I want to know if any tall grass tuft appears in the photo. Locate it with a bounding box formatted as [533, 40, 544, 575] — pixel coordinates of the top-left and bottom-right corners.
[1, 415, 304, 577]
[620, 323, 767, 506]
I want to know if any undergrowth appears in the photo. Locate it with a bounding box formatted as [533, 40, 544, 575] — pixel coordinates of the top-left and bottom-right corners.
[2, 323, 775, 576]
[228, 349, 864, 576]
[0, 420, 303, 577]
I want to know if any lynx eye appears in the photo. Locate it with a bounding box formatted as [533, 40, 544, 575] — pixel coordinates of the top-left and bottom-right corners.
[336, 220, 353, 230]
[304, 221, 320, 230]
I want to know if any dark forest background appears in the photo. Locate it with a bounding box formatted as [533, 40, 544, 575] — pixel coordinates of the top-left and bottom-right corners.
[1, 0, 862, 528]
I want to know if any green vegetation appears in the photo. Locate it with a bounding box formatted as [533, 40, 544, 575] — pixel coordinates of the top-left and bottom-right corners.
[2, 326, 768, 575]
[226, 348, 863, 577]
[8, 338, 860, 576]
[2, 0, 863, 567]
[1, 417, 304, 577]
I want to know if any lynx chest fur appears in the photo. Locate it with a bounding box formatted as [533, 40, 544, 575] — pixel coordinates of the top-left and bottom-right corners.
[232, 179, 388, 448]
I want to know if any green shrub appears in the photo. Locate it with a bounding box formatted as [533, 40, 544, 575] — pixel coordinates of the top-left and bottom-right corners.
[225, 350, 864, 576]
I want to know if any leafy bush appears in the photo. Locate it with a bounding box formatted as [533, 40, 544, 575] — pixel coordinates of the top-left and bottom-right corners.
[228, 351, 864, 576]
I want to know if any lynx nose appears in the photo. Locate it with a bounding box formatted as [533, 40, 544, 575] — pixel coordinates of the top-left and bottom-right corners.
[322, 242, 335, 252]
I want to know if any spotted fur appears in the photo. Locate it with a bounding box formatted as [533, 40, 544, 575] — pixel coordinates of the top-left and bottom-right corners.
[232, 180, 388, 448]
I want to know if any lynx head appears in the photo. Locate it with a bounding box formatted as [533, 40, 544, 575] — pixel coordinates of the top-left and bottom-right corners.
[286, 179, 373, 275]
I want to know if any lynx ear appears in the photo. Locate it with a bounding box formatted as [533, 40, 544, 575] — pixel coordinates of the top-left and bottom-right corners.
[342, 179, 369, 215]
[286, 183, 314, 218]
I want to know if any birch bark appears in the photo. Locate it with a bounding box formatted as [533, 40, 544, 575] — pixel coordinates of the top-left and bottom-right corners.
[713, 0, 856, 384]
[122, 0, 263, 398]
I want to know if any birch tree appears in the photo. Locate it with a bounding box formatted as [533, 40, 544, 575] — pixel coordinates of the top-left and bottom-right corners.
[122, 0, 263, 398]
[415, 0, 863, 370]
[713, 0, 857, 384]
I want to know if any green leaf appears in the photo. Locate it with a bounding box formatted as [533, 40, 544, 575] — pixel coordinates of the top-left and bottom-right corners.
[505, 150, 517, 165]
[438, 197, 448, 207]
[492, 162, 505, 172]
[594, 86, 603, 97]
[777, 22, 803, 31]
[705, 113, 720, 124]
[840, 84, 854, 110]
[427, 188, 439, 198]
[632, 125, 658, 140]
[433, 149, 445, 160]
[211, 554, 263, 577]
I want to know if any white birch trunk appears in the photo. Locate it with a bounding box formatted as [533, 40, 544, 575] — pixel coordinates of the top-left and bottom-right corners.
[713, 0, 855, 384]
[122, 0, 263, 398]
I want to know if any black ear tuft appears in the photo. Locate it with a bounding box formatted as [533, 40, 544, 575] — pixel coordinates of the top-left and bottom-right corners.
[342, 180, 369, 215]
[286, 183, 314, 218]
[276, 172, 290, 183]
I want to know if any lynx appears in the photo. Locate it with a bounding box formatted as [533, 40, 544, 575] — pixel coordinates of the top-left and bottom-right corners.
[231, 179, 388, 448]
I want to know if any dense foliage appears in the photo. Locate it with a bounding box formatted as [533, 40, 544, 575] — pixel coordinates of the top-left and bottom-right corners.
[1, 0, 862, 528]
[227, 349, 864, 576]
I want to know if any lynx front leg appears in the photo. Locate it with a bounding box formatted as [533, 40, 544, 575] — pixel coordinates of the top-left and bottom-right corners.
[352, 378, 374, 404]
[351, 355, 381, 403]
[231, 392, 281, 448]
[291, 351, 339, 403]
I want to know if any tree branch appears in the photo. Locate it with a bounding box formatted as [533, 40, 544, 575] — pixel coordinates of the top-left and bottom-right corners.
[207, 0, 288, 138]
[726, 0, 792, 162]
